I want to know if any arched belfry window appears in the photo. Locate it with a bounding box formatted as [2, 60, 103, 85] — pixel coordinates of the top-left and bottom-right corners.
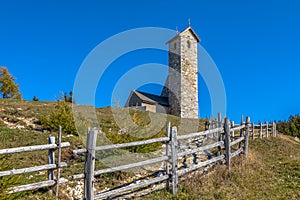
[174, 42, 177, 49]
[187, 40, 191, 48]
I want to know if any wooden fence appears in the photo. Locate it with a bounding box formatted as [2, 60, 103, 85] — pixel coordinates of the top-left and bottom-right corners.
[71, 115, 277, 199]
[0, 126, 70, 196]
[0, 116, 277, 199]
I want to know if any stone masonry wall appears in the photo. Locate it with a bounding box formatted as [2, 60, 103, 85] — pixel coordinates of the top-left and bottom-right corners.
[166, 28, 199, 119]
[168, 38, 182, 117]
[179, 30, 198, 119]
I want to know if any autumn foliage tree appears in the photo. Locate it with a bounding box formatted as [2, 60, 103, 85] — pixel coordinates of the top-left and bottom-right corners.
[0, 67, 21, 99]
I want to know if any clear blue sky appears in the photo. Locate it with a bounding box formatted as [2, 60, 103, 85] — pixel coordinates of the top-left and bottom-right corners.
[1, 0, 300, 123]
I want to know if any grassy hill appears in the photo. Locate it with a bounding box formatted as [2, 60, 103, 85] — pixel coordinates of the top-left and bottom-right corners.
[0, 99, 299, 199]
[144, 134, 300, 200]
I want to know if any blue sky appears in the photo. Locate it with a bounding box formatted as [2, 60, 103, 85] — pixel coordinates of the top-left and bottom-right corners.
[0, 0, 300, 123]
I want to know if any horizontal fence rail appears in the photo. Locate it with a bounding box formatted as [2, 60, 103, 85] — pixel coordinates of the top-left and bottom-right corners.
[0, 126, 69, 197]
[178, 141, 224, 157]
[177, 127, 223, 140]
[95, 175, 169, 200]
[177, 155, 225, 177]
[0, 163, 67, 177]
[0, 142, 70, 155]
[73, 137, 169, 154]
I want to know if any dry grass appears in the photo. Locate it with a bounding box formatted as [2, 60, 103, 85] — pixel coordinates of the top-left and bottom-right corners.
[145, 136, 300, 200]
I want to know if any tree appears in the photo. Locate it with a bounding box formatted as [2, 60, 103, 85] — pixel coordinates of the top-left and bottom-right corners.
[277, 114, 300, 138]
[62, 91, 74, 103]
[68, 91, 73, 103]
[33, 96, 39, 101]
[0, 67, 21, 99]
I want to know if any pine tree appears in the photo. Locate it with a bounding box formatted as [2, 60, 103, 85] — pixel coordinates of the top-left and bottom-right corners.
[68, 91, 73, 103]
[0, 67, 22, 99]
[33, 96, 39, 101]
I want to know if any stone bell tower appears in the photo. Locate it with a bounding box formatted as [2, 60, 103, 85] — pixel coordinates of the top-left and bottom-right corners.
[162, 24, 200, 119]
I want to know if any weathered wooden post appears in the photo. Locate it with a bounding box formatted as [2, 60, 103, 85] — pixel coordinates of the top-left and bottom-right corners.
[48, 136, 55, 181]
[48, 136, 55, 194]
[217, 113, 222, 156]
[208, 118, 212, 130]
[224, 118, 231, 170]
[244, 117, 250, 158]
[84, 129, 98, 200]
[171, 127, 178, 195]
[259, 122, 263, 138]
[239, 114, 244, 148]
[252, 123, 255, 140]
[231, 121, 235, 138]
[165, 122, 171, 191]
[56, 126, 62, 197]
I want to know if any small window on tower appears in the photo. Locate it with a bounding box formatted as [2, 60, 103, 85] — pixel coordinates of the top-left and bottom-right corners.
[174, 43, 176, 49]
[187, 40, 191, 48]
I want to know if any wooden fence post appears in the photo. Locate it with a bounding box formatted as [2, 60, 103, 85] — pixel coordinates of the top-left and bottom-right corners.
[239, 114, 243, 148]
[48, 136, 55, 194]
[224, 118, 231, 170]
[241, 114, 244, 125]
[244, 117, 250, 158]
[217, 113, 222, 156]
[165, 122, 171, 191]
[259, 122, 263, 138]
[48, 136, 55, 181]
[84, 129, 98, 200]
[231, 121, 235, 138]
[252, 123, 255, 140]
[56, 126, 62, 197]
[171, 127, 178, 195]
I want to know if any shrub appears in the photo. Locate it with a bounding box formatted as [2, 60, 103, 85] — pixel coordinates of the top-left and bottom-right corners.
[39, 101, 78, 135]
[0, 156, 19, 200]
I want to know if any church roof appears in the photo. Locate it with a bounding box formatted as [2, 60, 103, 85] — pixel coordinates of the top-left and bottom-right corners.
[167, 26, 201, 44]
[132, 90, 169, 106]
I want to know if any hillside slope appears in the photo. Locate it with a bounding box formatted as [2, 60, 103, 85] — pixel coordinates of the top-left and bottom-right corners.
[145, 135, 300, 200]
[0, 99, 299, 199]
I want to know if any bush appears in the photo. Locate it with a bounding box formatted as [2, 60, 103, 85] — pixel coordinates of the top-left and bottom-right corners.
[0, 156, 19, 200]
[39, 101, 78, 135]
[277, 115, 300, 138]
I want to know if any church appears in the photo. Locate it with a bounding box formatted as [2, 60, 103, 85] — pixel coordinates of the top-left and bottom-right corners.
[125, 25, 200, 119]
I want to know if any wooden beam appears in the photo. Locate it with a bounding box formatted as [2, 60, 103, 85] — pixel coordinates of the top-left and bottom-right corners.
[0, 142, 70, 155]
[177, 127, 223, 140]
[73, 137, 169, 154]
[171, 127, 178, 195]
[84, 129, 98, 200]
[8, 180, 56, 194]
[178, 141, 224, 158]
[94, 175, 168, 199]
[48, 136, 55, 182]
[56, 126, 62, 197]
[224, 118, 231, 170]
[177, 155, 225, 176]
[165, 121, 171, 191]
[0, 163, 67, 177]
[244, 116, 250, 158]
